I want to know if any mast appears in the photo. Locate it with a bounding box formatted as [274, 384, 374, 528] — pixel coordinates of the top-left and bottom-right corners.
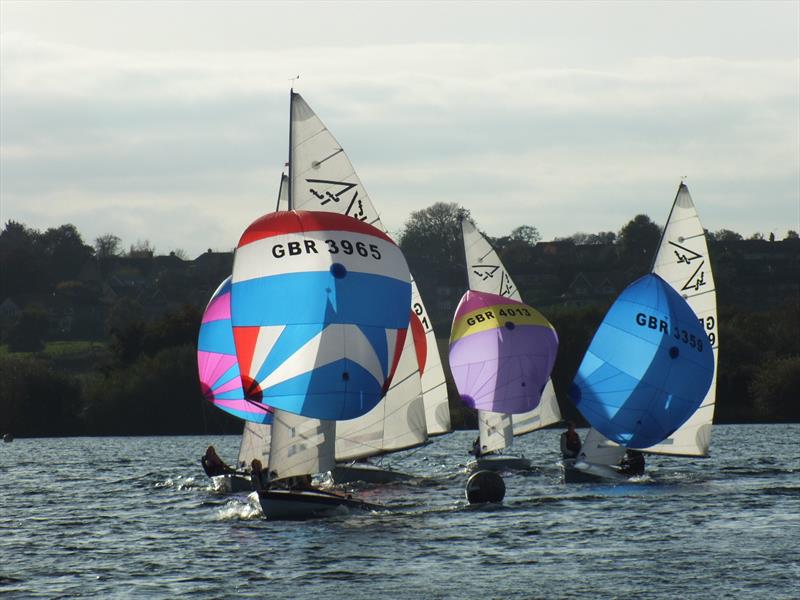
[287, 89, 294, 210]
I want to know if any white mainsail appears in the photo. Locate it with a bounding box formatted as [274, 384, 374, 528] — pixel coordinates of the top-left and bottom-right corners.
[288, 90, 450, 438]
[461, 218, 562, 452]
[645, 182, 719, 456]
[578, 182, 718, 465]
[237, 421, 272, 469]
[478, 411, 513, 453]
[268, 410, 336, 480]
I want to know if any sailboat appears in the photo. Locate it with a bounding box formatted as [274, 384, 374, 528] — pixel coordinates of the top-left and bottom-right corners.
[563, 183, 718, 482]
[455, 218, 562, 471]
[197, 276, 273, 492]
[230, 209, 413, 518]
[285, 90, 449, 481]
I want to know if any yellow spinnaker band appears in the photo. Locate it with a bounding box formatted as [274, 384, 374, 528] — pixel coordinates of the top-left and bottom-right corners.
[450, 303, 554, 342]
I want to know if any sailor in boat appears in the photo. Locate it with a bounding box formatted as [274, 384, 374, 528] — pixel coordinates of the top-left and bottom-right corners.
[470, 436, 483, 458]
[618, 449, 645, 477]
[560, 422, 582, 459]
[249, 459, 269, 491]
[201, 445, 237, 477]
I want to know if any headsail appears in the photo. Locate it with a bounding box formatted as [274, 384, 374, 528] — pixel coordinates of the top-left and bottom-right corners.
[288, 91, 450, 435]
[645, 182, 719, 456]
[570, 273, 715, 448]
[197, 277, 274, 424]
[231, 210, 412, 421]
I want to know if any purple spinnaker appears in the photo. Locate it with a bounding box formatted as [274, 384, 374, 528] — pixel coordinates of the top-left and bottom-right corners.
[449, 290, 558, 414]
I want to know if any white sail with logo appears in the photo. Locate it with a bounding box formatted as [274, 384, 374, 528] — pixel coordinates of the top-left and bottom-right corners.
[645, 182, 719, 456]
[288, 90, 449, 440]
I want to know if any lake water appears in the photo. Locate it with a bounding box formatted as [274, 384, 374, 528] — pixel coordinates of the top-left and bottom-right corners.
[1, 424, 797, 599]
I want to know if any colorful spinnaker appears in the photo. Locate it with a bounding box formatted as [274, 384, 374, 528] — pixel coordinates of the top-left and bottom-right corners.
[449, 291, 558, 414]
[197, 277, 273, 424]
[231, 210, 412, 421]
[569, 273, 715, 449]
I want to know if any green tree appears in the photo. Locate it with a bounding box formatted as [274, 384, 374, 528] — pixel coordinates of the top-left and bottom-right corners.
[6, 306, 50, 352]
[40, 224, 94, 282]
[712, 229, 743, 241]
[617, 214, 662, 265]
[94, 233, 122, 259]
[0, 221, 47, 295]
[399, 202, 470, 271]
[509, 225, 541, 246]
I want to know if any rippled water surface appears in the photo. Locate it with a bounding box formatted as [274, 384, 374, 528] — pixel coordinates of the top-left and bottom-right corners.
[1, 425, 797, 598]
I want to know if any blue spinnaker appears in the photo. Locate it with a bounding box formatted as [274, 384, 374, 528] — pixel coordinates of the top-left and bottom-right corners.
[569, 273, 714, 448]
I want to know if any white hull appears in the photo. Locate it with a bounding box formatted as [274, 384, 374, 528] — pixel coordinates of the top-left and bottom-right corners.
[467, 454, 531, 472]
[257, 489, 385, 520]
[330, 463, 415, 484]
[561, 459, 630, 484]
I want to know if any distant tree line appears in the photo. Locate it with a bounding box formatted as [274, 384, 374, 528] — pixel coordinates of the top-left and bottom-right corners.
[0, 213, 798, 437]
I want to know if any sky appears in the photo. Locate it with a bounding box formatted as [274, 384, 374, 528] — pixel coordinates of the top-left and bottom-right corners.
[1, 1, 798, 258]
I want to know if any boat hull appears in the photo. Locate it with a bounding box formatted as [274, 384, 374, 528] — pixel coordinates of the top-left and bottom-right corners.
[257, 489, 385, 520]
[211, 474, 252, 493]
[467, 454, 531, 472]
[330, 463, 415, 484]
[561, 459, 630, 484]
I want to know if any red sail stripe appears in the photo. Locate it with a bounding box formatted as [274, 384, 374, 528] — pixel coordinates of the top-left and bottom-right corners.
[409, 311, 428, 376]
[238, 210, 395, 247]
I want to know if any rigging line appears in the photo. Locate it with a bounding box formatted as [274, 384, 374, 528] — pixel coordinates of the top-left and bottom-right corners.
[682, 232, 707, 241]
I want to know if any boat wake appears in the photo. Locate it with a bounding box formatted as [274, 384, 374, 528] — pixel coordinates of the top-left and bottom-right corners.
[215, 494, 263, 521]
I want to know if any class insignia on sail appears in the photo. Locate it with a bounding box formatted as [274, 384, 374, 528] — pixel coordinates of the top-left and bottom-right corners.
[569, 272, 715, 449]
[449, 290, 558, 414]
[230, 210, 412, 421]
[197, 276, 273, 424]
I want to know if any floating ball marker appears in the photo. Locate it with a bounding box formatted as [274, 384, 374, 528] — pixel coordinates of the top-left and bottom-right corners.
[465, 470, 506, 504]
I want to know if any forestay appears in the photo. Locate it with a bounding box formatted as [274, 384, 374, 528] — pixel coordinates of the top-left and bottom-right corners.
[288, 91, 450, 435]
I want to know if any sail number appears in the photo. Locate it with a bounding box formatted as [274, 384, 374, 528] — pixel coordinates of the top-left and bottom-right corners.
[700, 315, 716, 346]
[413, 302, 431, 331]
[271, 239, 382, 260]
[635, 312, 704, 352]
[466, 307, 531, 327]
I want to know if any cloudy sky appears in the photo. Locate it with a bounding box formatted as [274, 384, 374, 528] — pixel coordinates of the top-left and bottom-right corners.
[1, 1, 798, 258]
